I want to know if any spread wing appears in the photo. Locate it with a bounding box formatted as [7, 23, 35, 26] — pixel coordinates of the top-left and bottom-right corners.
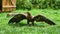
[8, 14, 27, 24]
[33, 15, 56, 25]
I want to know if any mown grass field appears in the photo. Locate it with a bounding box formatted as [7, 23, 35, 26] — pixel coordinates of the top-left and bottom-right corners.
[0, 9, 60, 34]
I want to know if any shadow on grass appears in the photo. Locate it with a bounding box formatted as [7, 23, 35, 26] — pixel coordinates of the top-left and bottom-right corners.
[8, 22, 46, 27]
[8, 23, 27, 27]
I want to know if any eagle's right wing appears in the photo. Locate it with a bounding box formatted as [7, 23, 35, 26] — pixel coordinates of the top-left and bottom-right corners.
[8, 14, 27, 24]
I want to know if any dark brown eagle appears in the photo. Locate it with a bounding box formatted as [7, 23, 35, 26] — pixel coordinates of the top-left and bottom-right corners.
[8, 12, 56, 25]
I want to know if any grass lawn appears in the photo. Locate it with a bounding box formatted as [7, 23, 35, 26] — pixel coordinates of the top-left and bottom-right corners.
[0, 9, 60, 34]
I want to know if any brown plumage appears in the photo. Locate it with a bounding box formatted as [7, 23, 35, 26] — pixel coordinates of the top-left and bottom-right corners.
[8, 14, 27, 24]
[33, 15, 56, 25]
[8, 12, 56, 25]
[26, 12, 34, 25]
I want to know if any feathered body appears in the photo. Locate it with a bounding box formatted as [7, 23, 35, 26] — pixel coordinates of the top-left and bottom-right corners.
[8, 12, 56, 25]
[26, 12, 34, 25]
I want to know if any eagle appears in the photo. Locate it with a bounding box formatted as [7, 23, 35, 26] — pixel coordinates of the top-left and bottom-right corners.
[8, 12, 56, 25]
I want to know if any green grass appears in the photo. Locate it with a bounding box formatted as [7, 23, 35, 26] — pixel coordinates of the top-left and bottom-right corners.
[0, 9, 60, 34]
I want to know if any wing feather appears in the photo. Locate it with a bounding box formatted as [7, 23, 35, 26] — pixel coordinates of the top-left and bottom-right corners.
[8, 14, 27, 24]
[33, 15, 56, 25]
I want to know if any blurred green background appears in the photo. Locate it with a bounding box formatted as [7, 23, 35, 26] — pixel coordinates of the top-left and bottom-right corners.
[16, 0, 60, 10]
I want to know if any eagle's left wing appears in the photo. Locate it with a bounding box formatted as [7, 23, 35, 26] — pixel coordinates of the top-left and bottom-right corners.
[33, 14, 56, 25]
